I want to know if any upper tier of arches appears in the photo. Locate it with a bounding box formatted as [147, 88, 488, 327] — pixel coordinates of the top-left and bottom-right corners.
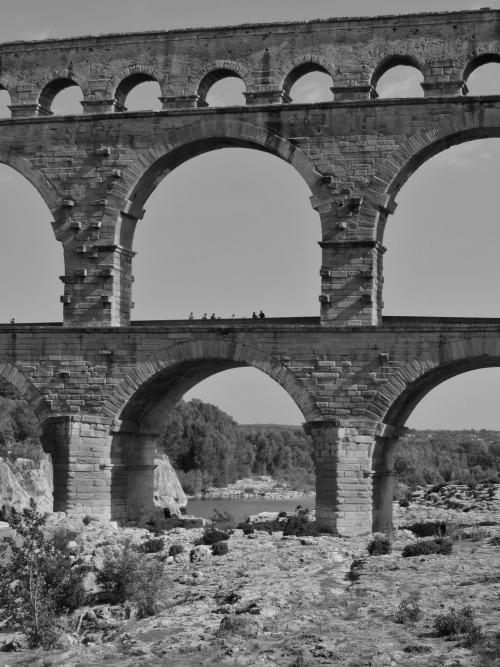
[2, 10, 500, 118]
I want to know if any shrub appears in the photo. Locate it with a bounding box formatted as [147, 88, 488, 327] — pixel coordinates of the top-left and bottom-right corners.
[434, 606, 479, 637]
[168, 543, 185, 557]
[82, 514, 93, 526]
[129, 560, 169, 618]
[196, 526, 233, 546]
[367, 534, 392, 556]
[404, 521, 447, 538]
[140, 537, 165, 553]
[402, 537, 453, 558]
[0, 499, 87, 649]
[212, 541, 229, 556]
[96, 540, 142, 604]
[282, 514, 318, 537]
[278, 511, 288, 518]
[394, 598, 423, 625]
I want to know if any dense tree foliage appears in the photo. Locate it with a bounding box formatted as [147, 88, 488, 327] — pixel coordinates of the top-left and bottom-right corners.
[395, 429, 500, 488]
[158, 399, 314, 492]
[0, 397, 42, 461]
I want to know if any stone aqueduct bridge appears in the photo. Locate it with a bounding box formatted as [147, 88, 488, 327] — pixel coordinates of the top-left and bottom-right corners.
[1, 9, 500, 533]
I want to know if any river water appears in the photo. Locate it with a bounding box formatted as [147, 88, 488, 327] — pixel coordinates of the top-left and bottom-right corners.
[186, 496, 315, 523]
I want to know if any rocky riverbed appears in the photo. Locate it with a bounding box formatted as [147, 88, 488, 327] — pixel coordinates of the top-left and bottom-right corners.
[0, 483, 499, 666]
[194, 475, 315, 501]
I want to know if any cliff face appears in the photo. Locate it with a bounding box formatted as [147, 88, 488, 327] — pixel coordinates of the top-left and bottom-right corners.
[0, 454, 187, 517]
[0, 455, 53, 515]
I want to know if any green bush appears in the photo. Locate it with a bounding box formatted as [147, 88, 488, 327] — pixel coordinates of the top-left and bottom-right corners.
[140, 537, 165, 553]
[212, 541, 229, 556]
[0, 499, 87, 649]
[394, 598, 423, 625]
[282, 514, 318, 537]
[129, 560, 169, 618]
[96, 541, 142, 604]
[367, 534, 392, 556]
[168, 543, 185, 557]
[434, 606, 479, 638]
[196, 526, 233, 546]
[404, 521, 447, 538]
[402, 537, 453, 558]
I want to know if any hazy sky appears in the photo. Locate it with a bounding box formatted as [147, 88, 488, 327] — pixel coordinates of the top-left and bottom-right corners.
[1, 0, 500, 429]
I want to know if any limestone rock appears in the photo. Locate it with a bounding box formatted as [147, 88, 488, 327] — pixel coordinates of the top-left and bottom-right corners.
[0, 455, 53, 516]
[190, 544, 212, 562]
[153, 456, 187, 514]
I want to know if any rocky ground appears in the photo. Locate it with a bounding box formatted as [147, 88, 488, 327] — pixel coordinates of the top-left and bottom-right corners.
[0, 483, 499, 666]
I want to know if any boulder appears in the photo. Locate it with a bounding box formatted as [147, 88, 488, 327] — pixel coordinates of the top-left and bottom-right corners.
[153, 455, 187, 516]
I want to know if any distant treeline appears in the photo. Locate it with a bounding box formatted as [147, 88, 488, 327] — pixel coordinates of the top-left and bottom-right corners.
[395, 429, 500, 488]
[158, 399, 315, 494]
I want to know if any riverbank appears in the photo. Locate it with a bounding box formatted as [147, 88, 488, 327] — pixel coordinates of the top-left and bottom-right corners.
[190, 475, 315, 501]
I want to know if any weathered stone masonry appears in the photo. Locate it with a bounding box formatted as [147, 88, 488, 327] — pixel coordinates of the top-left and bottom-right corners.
[1, 9, 500, 533]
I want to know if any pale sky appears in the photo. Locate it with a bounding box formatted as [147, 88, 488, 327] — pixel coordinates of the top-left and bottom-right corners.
[1, 0, 500, 429]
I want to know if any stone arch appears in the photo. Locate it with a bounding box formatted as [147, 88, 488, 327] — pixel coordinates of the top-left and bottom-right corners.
[0, 357, 52, 419]
[0, 144, 61, 225]
[370, 52, 427, 93]
[195, 60, 251, 106]
[359, 109, 500, 242]
[365, 337, 500, 429]
[111, 65, 160, 109]
[113, 118, 330, 233]
[463, 48, 500, 88]
[280, 55, 335, 100]
[37, 70, 87, 114]
[101, 339, 322, 424]
[0, 76, 16, 98]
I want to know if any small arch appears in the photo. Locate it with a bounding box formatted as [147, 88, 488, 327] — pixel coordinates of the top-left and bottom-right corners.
[371, 55, 424, 98]
[113, 67, 161, 110]
[195, 61, 251, 107]
[464, 53, 500, 96]
[101, 339, 322, 424]
[282, 58, 334, 102]
[198, 69, 245, 107]
[38, 76, 83, 115]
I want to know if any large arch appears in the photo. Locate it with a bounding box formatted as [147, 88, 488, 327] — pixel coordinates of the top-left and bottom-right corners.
[366, 337, 500, 531]
[102, 339, 321, 424]
[111, 118, 330, 246]
[360, 109, 500, 242]
[103, 339, 321, 521]
[0, 145, 61, 223]
[0, 358, 52, 419]
[366, 337, 500, 430]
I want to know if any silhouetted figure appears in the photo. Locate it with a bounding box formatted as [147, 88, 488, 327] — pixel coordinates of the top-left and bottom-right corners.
[188, 312, 194, 320]
[202, 313, 207, 320]
[252, 312, 258, 320]
[9, 318, 14, 324]
[259, 310, 265, 319]
[231, 314, 235, 319]
[210, 313, 216, 320]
